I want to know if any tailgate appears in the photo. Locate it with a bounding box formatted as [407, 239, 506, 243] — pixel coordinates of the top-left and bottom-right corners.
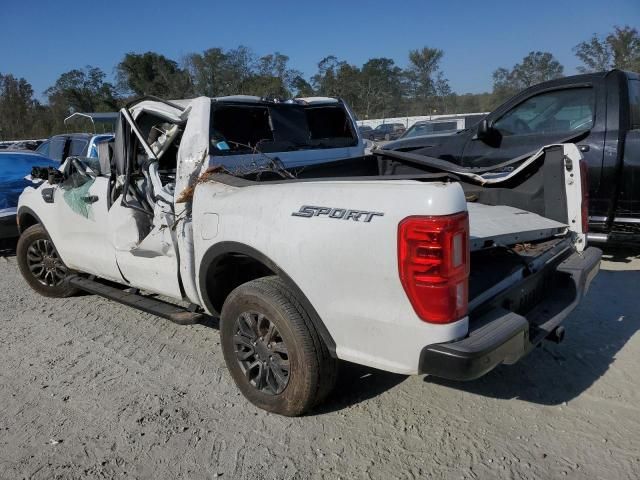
[419, 246, 601, 380]
[468, 203, 567, 251]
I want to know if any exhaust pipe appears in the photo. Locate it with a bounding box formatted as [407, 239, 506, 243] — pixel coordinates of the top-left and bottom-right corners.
[546, 326, 565, 344]
[587, 232, 608, 244]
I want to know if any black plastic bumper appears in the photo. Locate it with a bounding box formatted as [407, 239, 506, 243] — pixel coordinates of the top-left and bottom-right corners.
[0, 213, 18, 239]
[419, 246, 602, 380]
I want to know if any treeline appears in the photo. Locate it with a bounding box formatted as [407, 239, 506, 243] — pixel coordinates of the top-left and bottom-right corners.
[0, 25, 638, 140]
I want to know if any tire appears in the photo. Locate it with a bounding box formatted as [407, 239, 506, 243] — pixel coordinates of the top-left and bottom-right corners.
[220, 276, 338, 416]
[17, 224, 77, 298]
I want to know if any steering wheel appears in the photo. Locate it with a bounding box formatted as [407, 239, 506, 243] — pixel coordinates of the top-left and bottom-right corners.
[513, 118, 531, 134]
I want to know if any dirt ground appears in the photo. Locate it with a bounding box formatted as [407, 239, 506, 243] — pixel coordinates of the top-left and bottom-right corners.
[0, 241, 638, 480]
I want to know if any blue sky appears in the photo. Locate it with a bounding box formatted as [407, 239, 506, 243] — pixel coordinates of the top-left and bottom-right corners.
[1, 0, 638, 98]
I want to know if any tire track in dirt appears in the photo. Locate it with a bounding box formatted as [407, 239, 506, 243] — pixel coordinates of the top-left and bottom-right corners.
[1, 256, 639, 479]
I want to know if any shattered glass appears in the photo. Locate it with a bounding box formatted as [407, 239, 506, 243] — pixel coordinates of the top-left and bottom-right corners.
[61, 173, 95, 220]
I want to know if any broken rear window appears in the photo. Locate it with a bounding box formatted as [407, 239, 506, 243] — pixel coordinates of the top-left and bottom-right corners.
[209, 102, 357, 155]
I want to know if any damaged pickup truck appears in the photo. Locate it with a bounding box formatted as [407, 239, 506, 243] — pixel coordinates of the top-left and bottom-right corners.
[16, 95, 601, 416]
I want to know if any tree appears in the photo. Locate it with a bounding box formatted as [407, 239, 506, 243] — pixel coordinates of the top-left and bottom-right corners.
[607, 26, 640, 71]
[574, 35, 613, 73]
[184, 47, 228, 97]
[359, 58, 404, 118]
[116, 52, 192, 98]
[0, 73, 38, 140]
[311, 56, 362, 110]
[311, 56, 342, 95]
[218, 46, 257, 95]
[575, 26, 640, 73]
[185, 46, 256, 96]
[405, 47, 446, 114]
[45, 66, 119, 114]
[450, 92, 497, 114]
[513, 51, 564, 88]
[290, 76, 315, 97]
[249, 52, 302, 98]
[493, 51, 564, 102]
[434, 72, 453, 114]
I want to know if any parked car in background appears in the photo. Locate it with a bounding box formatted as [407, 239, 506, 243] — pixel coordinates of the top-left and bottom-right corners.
[0, 140, 46, 150]
[36, 133, 114, 162]
[0, 151, 58, 238]
[7, 140, 45, 151]
[369, 122, 406, 141]
[358, 125, 373, 138]
[399, 114, 486, 140]
[382, 70, 640, 245]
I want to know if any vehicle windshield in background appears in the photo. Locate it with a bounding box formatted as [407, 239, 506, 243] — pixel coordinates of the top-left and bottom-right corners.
[401, 120, 458, 138]
[209, 103, 357, 155]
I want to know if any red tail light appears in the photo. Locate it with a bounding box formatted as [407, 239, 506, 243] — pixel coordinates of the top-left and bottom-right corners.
[579, 159, 589, 233]
[398, 212, 469, 324]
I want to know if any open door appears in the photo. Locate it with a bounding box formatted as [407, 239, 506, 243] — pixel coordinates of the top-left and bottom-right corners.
[108, 103, 185, 300]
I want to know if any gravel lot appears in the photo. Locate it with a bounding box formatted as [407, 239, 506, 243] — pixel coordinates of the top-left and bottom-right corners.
[0, 240, 639, 480]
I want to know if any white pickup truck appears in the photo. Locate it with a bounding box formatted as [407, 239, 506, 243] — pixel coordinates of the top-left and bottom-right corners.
[16, 96, 601, 416]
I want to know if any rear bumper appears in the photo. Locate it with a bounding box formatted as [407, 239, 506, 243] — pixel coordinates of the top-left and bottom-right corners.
[418, 246, 601, 380]
[0, 209, 18, 239]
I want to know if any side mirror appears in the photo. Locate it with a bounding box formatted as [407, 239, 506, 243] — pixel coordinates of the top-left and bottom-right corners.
[476, 119, 492, 140]
[475, 119, 501, 146]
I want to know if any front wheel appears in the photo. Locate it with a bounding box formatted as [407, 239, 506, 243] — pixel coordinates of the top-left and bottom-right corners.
[17, 224, 77, 298]
[220, 276, 337, 416]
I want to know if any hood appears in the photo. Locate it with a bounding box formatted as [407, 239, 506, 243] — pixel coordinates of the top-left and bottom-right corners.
[381, 132, 458, 152]
[0, 152, 58, 209]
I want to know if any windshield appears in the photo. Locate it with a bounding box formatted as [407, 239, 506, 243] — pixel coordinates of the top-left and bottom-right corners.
[209, 103, 357, 155]
[35, 140, 50, 157]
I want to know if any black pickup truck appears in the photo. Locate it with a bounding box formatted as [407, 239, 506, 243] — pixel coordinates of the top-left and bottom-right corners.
[382, 70, 640, 244]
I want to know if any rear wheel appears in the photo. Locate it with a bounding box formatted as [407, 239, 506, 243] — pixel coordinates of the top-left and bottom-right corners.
[220, 276, 337, 416]
[17, 224, 77, 298]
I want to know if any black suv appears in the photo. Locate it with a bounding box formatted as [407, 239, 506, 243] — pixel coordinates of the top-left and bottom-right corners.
[369, 123, 406, 141]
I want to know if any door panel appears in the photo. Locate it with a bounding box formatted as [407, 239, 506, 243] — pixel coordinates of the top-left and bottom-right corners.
[617, 129, 640, 225]
[109, 199, 182, 299]
[616, 79, 640, 225]
[52, 175, 123, 281]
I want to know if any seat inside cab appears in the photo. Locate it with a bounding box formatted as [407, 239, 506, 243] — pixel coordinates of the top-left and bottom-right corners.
[102, 110, 185, 254]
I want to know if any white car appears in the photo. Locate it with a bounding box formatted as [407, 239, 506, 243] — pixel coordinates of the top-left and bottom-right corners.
[16, 96, 600, 416]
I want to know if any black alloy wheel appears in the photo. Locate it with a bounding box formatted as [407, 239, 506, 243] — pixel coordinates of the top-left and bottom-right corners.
[233, 311, 290, 395]
[17, 224, 78, 298]
[26, 238, 68, 287]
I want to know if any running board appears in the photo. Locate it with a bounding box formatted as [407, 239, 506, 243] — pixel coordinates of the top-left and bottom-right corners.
[67, 275, 206, 325]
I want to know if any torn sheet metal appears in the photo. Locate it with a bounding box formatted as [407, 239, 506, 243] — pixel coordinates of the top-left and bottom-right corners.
[174, 96, 211, 305]
[375, 143, 579, 186]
